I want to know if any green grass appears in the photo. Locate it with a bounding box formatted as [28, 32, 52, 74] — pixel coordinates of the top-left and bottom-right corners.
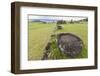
[28, 22, 55, 60]
[28, 22, 88, 60]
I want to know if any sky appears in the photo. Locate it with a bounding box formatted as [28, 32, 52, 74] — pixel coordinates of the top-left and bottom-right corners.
[28, 15, 87, 21]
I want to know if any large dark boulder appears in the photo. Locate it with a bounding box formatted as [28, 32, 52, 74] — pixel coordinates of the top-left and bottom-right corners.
[57, 33, 83, 58]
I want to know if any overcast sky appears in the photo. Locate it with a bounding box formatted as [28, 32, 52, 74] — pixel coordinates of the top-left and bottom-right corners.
[28, 15, 87, 21]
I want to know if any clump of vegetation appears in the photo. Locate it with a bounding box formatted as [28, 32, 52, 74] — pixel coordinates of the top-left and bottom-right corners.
[47, 34, 67, 59]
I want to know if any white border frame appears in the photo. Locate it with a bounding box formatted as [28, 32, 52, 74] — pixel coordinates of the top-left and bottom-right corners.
[20, 7, 95, 70]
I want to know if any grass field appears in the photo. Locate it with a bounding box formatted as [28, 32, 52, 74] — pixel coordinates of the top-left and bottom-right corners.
[28, 21, 88, 60]
[28, 22, 55, 60]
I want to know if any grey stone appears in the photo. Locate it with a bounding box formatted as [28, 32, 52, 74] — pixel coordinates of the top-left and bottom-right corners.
[57, 33, 83, 58]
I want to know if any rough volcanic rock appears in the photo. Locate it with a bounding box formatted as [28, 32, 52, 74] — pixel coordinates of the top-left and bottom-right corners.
[57, 33, 83, 57]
